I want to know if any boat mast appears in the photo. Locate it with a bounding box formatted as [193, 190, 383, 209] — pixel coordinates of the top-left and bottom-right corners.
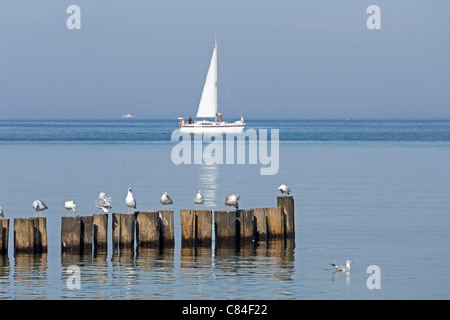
[214, 35, 218, 123]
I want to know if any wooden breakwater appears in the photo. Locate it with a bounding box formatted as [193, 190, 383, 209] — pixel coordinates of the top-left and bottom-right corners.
[10, 195, 294, 255]
[182, 196, 295, 248]
[13, 217, 47, 255]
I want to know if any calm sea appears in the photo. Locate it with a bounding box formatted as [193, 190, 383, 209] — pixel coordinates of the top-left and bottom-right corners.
[0, 119, 449, 300]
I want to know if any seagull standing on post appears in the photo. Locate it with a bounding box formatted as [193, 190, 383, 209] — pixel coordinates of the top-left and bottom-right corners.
[125, 188, 137, 213]
[194, 190, 204, 210]
[96, 192, 112, 214]
[64, 200, 77, 216]
[225, 194, 240, 211]
[278, 184, 291, 195]
[160, 192, 173, 210]
[0, 206, 4, 218]
[32, 200, 48, 217]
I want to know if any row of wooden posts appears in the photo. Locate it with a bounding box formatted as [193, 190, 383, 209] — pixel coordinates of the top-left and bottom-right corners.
[0, 196, 294, 256]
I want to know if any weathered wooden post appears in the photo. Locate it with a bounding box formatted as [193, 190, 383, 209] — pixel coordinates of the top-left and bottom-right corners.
[252, 208, 267, 241]
[80, 216, 93, 254]
[136, 211, 160, 248]
[159, 210, 174, 247]
[93, 214, 108, 253]
[180, 210, 212, 247]
[265, 207, 285, 239]
[31, 217, 47, 253]
[119, 213, 135, 249]
[14, 218, 35, 254]
[112, 213, 120, 250]
[180, 210, 196, 247]
[277, 195, 295, 239]
[61, 216, 81, 254]
[238, 209, 255, 244]
[214, 211, 237, 247]
[196, 210, 212, 247]
[0, 219, 9, 255]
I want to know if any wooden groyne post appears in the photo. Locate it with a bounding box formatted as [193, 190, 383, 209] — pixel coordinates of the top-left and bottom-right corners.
[119, 213, 135, 250]
[214, 211, 237, 247]
[61, 216, 94, 254]
[136, 211, 160, 248]
[93, 214, 108, 253]
[252, 208, 267, 241]
[61, 216, 81, 254]
[277, 195, 295, 239]
[237, 209, 255, 245]
[80, 216, 93, 254]
[0, 219, 10, 255]
[180, 210, 212, 247]
[14, 217, 47, 255]
[159, 210, 174, 248]
[265, 207, 285, 239]
[112, 213, 136, 251]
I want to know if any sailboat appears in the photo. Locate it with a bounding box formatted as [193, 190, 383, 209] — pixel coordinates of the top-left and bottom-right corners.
[179, 38, 245, 134]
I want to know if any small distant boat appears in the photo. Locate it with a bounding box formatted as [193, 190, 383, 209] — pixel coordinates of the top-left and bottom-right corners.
[179, 37, 245, 134]
[122, 112, 136, 118]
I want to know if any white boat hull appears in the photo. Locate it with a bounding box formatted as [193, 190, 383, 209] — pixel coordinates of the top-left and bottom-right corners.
[180, 123, 245, 134]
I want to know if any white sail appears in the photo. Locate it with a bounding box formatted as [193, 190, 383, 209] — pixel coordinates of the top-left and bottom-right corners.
[196, 40, 218, 118]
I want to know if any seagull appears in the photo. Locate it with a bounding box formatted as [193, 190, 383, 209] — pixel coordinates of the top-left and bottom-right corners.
[194, 190, 204, 209]
[0, 206, 3, 218]
[160, 192, 173, 209]
[330, 260, 353, 272]
[64, 200, 77, 216]
[225, 194, 240, 210]
[96, 192, 112, 214]
[32, 200, 48, 217]
[278, 184, 291, 195]
[125, 188, 137, 213]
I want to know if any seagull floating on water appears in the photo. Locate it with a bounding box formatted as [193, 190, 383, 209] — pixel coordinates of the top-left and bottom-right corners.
[194, 190, 204, 209]
[32, 200, 48, 217]
[96, 192, 112, 214]
[125, 188, 137, 213]
[64, 200, 77, 216]
[160, 192, 173, 209]
[225, 194, 240, 210]
[278, 184, 291, 195]
[330, 260, 353, 272]
[0, 206, 4, 219]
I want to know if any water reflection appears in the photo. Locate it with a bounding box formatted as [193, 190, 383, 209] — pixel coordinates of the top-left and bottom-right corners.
[199, 163, 219, 208]
[13, 254, 47, 299]
[6, 239, 295, 299]
[331, 270, 352, 285]
[0, 256, 11, 299]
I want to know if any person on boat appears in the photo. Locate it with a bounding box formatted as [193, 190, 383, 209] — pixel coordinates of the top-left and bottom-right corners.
[188, 117, 193, 124]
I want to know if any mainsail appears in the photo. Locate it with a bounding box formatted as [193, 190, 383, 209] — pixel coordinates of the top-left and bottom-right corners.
[196, 40, 218, 118]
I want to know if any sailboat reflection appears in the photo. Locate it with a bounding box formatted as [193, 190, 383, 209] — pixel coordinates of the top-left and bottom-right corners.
[198, 161, 219, 208]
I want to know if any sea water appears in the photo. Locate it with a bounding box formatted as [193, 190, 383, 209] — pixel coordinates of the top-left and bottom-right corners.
[0, 119, 449, 299]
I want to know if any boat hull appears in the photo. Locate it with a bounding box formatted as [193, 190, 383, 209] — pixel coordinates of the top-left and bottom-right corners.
[180, 124, 245, 134]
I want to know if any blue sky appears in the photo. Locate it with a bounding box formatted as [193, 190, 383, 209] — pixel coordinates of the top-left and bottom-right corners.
[0, 1, 449, 119]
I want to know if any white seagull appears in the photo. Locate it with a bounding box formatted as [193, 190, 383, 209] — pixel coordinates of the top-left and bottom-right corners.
[32, 200, 48, 217]
[330, 260, 353, 272]
[194, 190, 204, 209]
[96, 192, 112, 214]
[125, 188, 137, 213]
[160, 192, 173, 209]
[278, 184, 291, 195]
[0, 206, 4, 218]
[225, 194, 240, 210]
[64, 200, 77, 216]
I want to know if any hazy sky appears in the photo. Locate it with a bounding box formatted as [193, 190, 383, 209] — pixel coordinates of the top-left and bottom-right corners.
[1, 1, 449, 119]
